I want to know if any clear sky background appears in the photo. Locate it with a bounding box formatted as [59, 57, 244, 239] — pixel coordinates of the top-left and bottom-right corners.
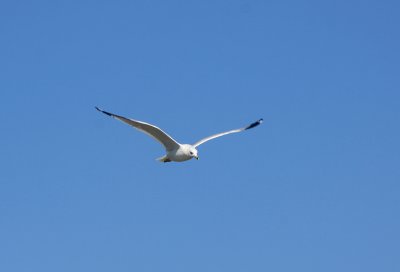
[1, 0, 399, 271]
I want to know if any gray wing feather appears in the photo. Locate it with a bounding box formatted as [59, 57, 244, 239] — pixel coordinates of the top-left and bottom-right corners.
[95, 107, 180, 151]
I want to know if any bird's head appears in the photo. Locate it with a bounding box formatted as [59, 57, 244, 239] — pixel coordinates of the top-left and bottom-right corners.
[188, 147, 199, 160]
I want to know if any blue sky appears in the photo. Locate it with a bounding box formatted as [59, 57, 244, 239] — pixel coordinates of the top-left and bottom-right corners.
[1, 0, 399, 271]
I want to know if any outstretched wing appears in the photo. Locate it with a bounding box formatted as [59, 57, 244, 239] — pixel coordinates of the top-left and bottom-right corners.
[193, 119, 263, 148]
[95, 107, 180, 151]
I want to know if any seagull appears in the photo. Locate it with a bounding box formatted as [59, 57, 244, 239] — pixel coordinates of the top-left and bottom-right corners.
[95, 107, 263, 162]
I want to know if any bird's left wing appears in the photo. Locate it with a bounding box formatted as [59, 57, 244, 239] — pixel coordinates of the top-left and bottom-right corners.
[193, 118, 263, 148]
[95, 107, 180, 151]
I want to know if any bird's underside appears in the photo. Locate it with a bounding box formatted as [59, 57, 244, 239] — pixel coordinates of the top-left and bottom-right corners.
[95, 107, 263, 162]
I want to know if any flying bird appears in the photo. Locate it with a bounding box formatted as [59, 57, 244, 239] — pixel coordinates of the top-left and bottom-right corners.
[95, 107, 263, 162]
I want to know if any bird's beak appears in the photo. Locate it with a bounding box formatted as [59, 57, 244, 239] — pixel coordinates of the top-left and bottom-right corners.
[195, 156, 199, 160]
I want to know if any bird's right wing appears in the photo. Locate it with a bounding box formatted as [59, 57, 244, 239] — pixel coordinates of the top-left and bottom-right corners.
[193, 119, 263, 148]
[95, 107, 180, 151]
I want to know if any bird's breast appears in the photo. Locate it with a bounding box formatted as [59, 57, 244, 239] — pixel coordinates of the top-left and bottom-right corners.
[168, 147, 192, 162]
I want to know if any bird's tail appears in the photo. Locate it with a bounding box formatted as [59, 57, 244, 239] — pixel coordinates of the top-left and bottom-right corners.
[156, 155, 171, 163]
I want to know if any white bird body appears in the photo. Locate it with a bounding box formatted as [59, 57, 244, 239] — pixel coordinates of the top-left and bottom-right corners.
[95, 107, 262, 163]
[158, 144, 198, 162]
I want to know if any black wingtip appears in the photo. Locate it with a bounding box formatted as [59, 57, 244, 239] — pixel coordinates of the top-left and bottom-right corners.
[245, 118, 263, 130]
[95, 106, 112, 117]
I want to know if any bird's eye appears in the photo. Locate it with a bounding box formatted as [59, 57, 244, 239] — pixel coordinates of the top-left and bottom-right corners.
[190, 151, 193, 155]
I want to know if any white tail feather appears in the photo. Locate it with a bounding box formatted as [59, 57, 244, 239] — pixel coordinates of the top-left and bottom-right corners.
[156, 155, 171, 163]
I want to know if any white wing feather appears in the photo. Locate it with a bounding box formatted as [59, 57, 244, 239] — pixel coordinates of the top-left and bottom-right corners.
[96, 107, 180, 151]
[193, 119, 263, 148]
